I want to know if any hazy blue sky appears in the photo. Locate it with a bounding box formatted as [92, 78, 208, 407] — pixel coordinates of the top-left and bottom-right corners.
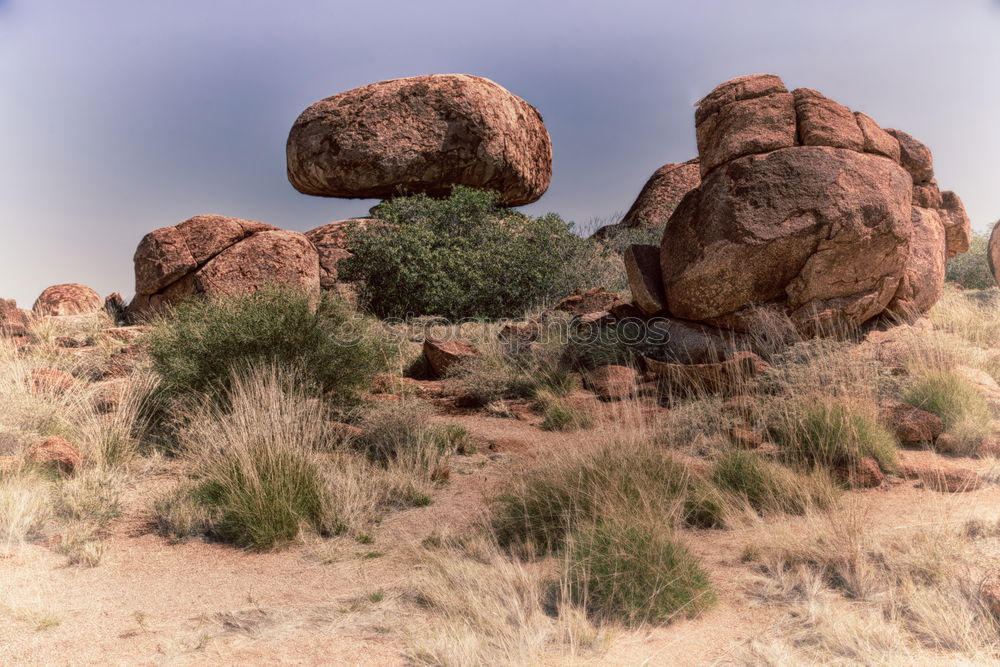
[2, 1, 999, 305]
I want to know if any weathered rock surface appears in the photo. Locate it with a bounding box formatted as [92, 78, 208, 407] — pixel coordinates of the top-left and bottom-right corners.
[880, 400, 944, 445]
[989, 222, 1000, 286]
[885, 207, 946, 319]
[593, 160, 700, 239]
[303, 218, 370, 289]
[661, 146, 913, 333]
[550, 287, 621, 317]
[695, 74, 797, 176]
[25, 368, 75, 395]
[32, 284, 102, 317]
[25, 436, 81, 474]
[0, 299, 31, 337]
[644, 74, 970, 334]
[423, 337, 477, 378]
[624, 245, 667, 315]
[286, 74, 552, 207]
[130, 215, 320, 315]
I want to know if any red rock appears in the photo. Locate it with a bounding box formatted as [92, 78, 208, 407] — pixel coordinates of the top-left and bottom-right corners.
[130, 215, 319, 316]
[792, 88, 864, 151]
[879, 400, 944, 445]
[25, 437, 81, 474]
[981, 573, 1000, 620]
[912, 179, 943, 209]
[900, 451, 984, 492]
[886, 128, 934, 183]
[583, 365, 638, 401]
[0, 299, 31, 337]
[939, 191, 971, 260]
[286, 74, 552, 207]
[854, 112, 901, 162]
[661, 146, 912, 333]
[696, 75, 797, 175]
[303, 219, 370, 289]
[550, 287, 621, 317]
[624, 244, 666, 315]
[842, 456, 885, 488]
[54, 333, 90, 348]
[423, 337, 477, 377]
[25, 368, 75, 394]
[593, 160, 700, 238]
[32, 284, 102, 317]
[885, 207, 946, 320]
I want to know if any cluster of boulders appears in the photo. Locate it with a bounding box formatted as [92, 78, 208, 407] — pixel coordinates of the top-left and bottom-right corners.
[123, 74, 553, 315]
[610, 74, 971, 335]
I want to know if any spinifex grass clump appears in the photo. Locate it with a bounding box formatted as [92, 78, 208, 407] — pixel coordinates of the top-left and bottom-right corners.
[771, 400, 897, 475]
[904, 369, 990, 432]
[163, 366, 338, 550]
[711, 449, 838, 516]
[148, 285, 390, 401]
[492, 436, 724, 554]
[565, 519, 715, 627]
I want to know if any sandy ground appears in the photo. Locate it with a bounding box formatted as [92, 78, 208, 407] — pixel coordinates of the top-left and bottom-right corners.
[3, 402, 999, 666]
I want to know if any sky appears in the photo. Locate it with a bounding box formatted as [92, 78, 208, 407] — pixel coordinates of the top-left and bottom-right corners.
[2, 0, 1000, 305]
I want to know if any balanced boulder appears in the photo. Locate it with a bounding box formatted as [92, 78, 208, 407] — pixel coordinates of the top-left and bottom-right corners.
[129, 215, 320, 315]
[286, 74, 552, 207]
[32, 283, 102, 317]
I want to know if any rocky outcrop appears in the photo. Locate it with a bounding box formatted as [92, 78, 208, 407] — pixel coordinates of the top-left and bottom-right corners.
[129, 215, 320, 316]
[32, 284, 103, 317]
[624, 245, 667, 315]
[303, 218, 370, 289]
[646, 74, 969, 334]
[286, 74, 552, 207]
[592, 160, 701, 239]
[0, 299, 31, 337]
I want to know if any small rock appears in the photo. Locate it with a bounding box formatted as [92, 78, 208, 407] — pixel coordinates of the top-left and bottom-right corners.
[550, 287, 620, 317]
[55, 333, 91, 349]
[25, 437, 81, 474]
[25, 368, 75, 395]
[423, 337, 477, 378]
[842, 456, 885, 488]
[879, 400, 944, 445]
[624, 244, 667, 315]
[584, 365, 638, 401]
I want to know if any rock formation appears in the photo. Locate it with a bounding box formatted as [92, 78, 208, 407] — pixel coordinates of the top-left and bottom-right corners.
[0, 299, 31, 336]
[286, 74, 552, 207]
[129, 215, 320, 316]
[592, 159, 701, 239]
[303, 218, 371, 289]
[623, 74, 970, 334]
[32, 283, 103, 317]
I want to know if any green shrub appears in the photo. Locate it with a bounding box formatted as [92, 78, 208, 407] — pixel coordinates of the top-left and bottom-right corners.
[904, 370, 991, 431]
[946, 230, 993, 289]
[148, 285, 390, 401]
[339, 187, 616, 319]
[566, 520, 715, 626]
[493, 439, 723, 553]
[429, 423, 475, 455]
[771, 401, 897, 473]
[711, 449, 838, 515]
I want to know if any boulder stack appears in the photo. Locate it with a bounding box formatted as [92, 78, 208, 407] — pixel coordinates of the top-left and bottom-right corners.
[129, 215, 320, 316]
[624, 74, 970, 334]
[286, 74, 552, 207]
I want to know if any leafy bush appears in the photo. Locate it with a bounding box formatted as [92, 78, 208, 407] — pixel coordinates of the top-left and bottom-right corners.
[493, 438, 723, 553]
[711, 449, 838, 515]
[148, 285, 390, 401]
[566, 520, 715, 626]
[339, 187, 617, 319]
[771, 401, 897, 473]
[946, 230, 993, 289]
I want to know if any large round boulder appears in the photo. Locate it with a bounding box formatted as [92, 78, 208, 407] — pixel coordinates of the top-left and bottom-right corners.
[129, 215, 320, 316]
[286, 74, 552, 207]
[32, 283, 103, 317]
